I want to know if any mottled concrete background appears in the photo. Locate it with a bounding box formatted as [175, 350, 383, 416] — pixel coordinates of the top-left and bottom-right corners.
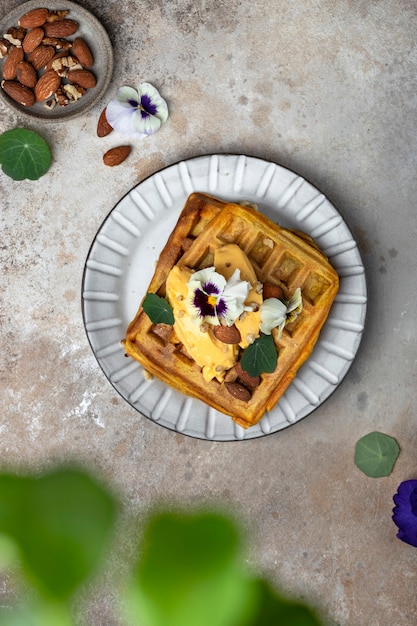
[1, 1, 417, 624]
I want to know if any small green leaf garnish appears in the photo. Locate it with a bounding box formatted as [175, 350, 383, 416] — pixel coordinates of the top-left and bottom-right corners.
[0, 128, 52, 181]
[354, 431, 400, 478]
[240, 334, 278, 377]
[142, 293, 174, 325]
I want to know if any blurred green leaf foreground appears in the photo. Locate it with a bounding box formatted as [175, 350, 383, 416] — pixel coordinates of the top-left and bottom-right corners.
[0, 466, 322, 626]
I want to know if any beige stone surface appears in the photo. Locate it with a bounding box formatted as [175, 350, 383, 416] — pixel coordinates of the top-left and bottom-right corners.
[1, 0, 417, 624]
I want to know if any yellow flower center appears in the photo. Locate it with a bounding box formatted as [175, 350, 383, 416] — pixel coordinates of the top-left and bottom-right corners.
[208, 295, 217, 306]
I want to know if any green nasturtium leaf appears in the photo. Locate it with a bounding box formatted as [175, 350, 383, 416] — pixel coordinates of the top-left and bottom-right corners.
[354, 431, 400, 478]
[240, 334, 278, 377]
[0, 128, 52, 181]
[142, 293, 174, 325]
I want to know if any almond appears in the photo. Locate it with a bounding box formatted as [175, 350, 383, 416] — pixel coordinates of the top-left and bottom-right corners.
[1, 80, 35, 106]
[67, 68, 96, 88]
[263, 282, 284, 300]
[16, 61, 37, 88]
[103, 146, 132, 167]
[224, 381, 251, 402]
[34, 69, 60, 101]
[18, 8, 49, 29]
[43, 19, 79, 38]
[27, 45, 55, 71]
[71, 37, 93, 67]
[2, 46, 24, 80]
[213, 324, 242, 344]
[97, 108, 113, 137]
[235, 361, 261, 389]
[22, 27, 44, 54]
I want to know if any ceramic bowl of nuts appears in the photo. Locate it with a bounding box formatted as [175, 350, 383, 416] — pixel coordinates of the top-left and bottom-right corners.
[0, 0, 113, 120]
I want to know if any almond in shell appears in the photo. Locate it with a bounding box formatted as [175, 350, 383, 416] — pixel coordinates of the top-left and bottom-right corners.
[34, 69, 61, 102]
[43, 19, 79, 38]
[1, 80, 35, 107]
[2, 46, 24, 80]
[27, 45, 55, 71]
[103, 146, 132, 167]
[18, 8, 49, 29]
[22, 27, 45, 54]
[71, 37, 93, 67]
[16, 61, 37, 88]
[67, 68, 96, 88]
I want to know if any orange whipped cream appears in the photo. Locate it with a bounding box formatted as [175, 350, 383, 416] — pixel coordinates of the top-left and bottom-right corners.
[165, 244, 262, 382]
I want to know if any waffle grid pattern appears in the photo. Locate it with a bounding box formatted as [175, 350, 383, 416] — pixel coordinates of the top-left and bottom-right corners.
[125, 193, 339, 428]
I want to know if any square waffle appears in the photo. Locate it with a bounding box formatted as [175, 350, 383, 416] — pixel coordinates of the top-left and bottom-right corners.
[123, 192, 339, 428]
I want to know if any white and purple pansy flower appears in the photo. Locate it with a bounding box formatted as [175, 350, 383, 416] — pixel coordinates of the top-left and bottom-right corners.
[260, 287, 302, 336]
[187, 267, 251, 327]
[106, 82, 169, 138]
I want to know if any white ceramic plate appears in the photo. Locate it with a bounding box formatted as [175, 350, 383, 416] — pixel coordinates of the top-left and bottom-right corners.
[0, 0, 113, 121]
[82, 154, 367, 441]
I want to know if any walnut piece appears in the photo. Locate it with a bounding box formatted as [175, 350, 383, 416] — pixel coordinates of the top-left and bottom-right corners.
[63, 82, 85, 101]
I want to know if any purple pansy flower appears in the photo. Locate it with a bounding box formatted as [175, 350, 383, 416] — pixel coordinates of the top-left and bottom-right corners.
[392, 479, 417, 547]
[187, 267, 251, 327]
[106, 82, 168, 138]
